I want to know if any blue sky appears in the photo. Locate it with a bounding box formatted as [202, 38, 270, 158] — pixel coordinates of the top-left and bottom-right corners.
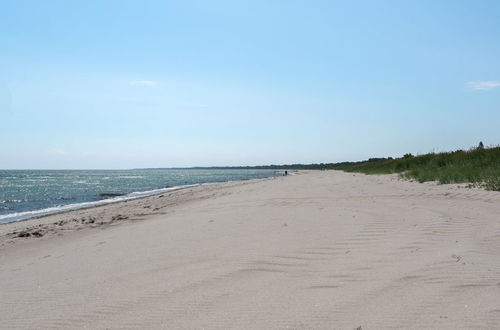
[1, 0, 499, 169]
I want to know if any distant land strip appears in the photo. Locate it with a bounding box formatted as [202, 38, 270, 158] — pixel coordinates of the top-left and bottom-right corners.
[142, 143, 500, 191]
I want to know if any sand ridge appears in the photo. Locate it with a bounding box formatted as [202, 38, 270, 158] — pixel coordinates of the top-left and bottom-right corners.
[1, 171, 499, 329]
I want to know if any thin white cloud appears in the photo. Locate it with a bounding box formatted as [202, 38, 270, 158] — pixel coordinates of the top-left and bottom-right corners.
[130, 80, 157, 87]
[466, 81, 500, 91]
[47, 148, 68, 156]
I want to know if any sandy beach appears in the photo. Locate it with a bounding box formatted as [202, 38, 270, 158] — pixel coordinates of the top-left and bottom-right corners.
[1, 170, 499, 329]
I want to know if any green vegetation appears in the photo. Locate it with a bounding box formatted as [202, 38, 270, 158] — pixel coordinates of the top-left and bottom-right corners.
[336, 145, 500, 191]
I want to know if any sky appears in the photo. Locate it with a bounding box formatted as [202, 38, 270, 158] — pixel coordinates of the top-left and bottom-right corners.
[1, 0, 499, 169]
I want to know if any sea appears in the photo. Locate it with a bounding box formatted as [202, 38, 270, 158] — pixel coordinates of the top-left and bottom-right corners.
[0, 169, 280, 224]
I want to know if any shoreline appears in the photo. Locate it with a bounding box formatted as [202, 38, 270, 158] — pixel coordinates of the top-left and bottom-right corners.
[1, 170, 499, 329]
[0, 171, 283, 225]
[0, 175, 281, 241]
[0, 184, 200, 225]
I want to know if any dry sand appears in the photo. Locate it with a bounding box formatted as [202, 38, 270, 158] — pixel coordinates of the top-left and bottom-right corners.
[1, 170, 500, 329]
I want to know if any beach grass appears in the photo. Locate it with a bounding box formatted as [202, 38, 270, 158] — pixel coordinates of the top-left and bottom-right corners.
[335, 146, 500, 191]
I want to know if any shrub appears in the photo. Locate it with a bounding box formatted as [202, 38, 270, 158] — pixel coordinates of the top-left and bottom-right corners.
[335, 145, 500, 191]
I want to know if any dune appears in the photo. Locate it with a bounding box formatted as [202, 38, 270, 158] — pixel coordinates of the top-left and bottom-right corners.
[1, 170, 499, 329]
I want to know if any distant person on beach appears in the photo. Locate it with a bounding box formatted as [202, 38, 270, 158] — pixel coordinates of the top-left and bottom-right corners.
[284, 171, 288, 176]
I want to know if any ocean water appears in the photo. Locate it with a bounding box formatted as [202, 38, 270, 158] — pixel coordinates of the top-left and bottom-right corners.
[0, 169, 280, 224]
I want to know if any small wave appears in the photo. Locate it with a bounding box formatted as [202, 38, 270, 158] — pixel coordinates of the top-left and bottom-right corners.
[0, 184, 199, 224]
[118, 176, 144, 179]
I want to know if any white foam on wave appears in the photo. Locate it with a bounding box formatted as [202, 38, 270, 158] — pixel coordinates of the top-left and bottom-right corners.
[0, 184, 199, 224]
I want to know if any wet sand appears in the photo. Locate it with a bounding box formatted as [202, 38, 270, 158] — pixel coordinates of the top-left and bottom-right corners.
[1, 170, 500, 329]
